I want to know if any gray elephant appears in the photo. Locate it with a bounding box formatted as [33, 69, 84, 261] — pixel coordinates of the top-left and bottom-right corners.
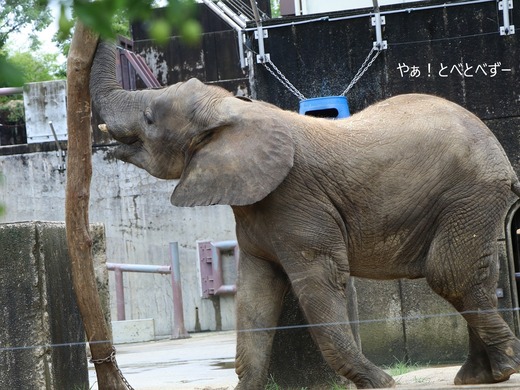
[90, 41, 520, 389]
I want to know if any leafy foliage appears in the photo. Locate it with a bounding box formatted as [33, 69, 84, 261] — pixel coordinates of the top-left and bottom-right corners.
[8, 50, 66, 82]
[271, 0, 281, 18]
[59, 0, 201, 45]
[54, 6, 134, 58]
[0, 0, 52, 49]
[0, 51, 23, 87]
[0, 98, 24, 123]
[0, 0, 202, 86]
[0, 0, 52, 86]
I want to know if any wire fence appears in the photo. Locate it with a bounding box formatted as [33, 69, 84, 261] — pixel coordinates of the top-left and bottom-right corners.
[2, 305, 519, 353]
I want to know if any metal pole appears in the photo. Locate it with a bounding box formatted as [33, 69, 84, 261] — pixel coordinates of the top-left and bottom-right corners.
[238, 30, 247, 69]
[500, 0, 515, 35]
[170, 242, 190, 339]
[114, 267, 126, 321]
[250, 0, 268, 63]
[201, 0, 243, 31]
[217, 1, 247, 28]
[107, 262, 170, 274]
[0, 87, 23, 96]
[502, 0, 511, 33]
[371, 0, 387, 50]
[48, 121, 66, 172]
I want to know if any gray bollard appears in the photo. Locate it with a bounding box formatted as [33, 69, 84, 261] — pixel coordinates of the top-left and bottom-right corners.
[0, 221, 102, 389]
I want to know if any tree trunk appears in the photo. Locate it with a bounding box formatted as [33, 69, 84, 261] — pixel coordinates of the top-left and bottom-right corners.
[65, 21, 131, 389]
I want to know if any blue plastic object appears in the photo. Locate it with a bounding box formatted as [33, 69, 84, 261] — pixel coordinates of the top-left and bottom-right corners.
[299, 96, 350, 119]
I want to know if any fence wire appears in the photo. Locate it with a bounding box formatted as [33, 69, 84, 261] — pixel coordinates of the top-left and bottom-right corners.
[2, 305, 519, 353]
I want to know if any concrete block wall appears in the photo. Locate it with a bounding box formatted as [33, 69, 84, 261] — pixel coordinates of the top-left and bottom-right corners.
[356, 241, 517, 366]
[0, 146, 237, 337]
[0, 221, 88, 389]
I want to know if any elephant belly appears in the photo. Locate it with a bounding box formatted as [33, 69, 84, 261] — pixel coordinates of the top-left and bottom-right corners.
[348, 232, 428, 280]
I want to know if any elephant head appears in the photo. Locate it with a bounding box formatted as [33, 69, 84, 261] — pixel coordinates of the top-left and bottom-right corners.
[90, 41, 295, 207]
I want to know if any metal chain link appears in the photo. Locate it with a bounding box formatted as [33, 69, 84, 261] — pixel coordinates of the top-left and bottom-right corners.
[342, 47, 381, 96]
[90, 346, 135, 390]
[262, 60, 307, 101]
[260, 46, 381, 100]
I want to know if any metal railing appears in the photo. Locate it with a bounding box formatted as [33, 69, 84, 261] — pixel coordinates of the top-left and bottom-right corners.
[106, 242, 189, 339]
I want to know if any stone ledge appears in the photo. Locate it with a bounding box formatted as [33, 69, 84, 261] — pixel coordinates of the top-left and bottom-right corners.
[112, 319, 156, 344]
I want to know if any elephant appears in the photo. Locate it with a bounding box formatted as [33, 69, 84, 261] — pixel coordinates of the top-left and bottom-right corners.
[90, 41, 520, 389]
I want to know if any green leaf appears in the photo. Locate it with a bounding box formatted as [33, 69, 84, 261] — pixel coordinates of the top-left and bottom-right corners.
[0, 56, 25, 87]
[73, 1, 116, 38]
[149, 19, 172, 45]
[57, 4, 75, 42]
[180, 20, 202, 45]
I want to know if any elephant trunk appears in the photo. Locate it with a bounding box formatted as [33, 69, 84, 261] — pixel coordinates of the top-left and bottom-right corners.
[89, 41, 142, 139]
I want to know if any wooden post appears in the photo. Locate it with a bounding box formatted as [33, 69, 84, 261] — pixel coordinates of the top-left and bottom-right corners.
[65, 22, 131, 388]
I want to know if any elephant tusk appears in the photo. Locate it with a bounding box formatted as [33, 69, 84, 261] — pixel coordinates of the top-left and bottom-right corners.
[98, 123, 109, 133]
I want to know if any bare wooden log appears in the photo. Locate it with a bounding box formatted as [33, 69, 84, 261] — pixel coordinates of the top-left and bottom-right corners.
[65, 21, 130, 389]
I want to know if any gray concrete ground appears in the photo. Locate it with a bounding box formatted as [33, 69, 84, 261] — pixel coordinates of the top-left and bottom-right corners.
[88, 331, 520, 389]
[88, 331, 238, 390]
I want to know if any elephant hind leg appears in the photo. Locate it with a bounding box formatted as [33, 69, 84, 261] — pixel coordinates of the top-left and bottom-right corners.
[425, 226, 520, 385]
[452, 298, 520, 384]
[454, 326, 516, 385]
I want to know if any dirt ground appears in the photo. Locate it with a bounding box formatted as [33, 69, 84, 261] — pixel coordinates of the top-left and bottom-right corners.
[185, 366, 520, 390]
[392, 366, 520, 389]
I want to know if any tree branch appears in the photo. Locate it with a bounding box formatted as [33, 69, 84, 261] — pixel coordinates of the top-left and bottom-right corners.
[65, 21, 131, 389]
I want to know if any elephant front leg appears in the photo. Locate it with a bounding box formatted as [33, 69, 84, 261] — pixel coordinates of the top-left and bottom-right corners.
[234, 252, 288, 390]
[288, 265, 395, 389]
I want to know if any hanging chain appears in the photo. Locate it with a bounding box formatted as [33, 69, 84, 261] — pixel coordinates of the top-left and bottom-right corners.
[258, 46, 381, 100]
[262, 60, 307, 101]
[90, 346, 135, 390]
[342, 47, 381, 96]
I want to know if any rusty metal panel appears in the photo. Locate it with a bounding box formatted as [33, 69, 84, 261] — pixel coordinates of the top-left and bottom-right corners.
[198, 241, 215, 298]
[121, 49, 161, 88]
[118, 50, 136, 90]
[197, 240, 239, 298]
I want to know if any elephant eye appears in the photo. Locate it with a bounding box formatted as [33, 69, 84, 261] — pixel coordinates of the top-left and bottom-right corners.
[144, 109, 154, 125]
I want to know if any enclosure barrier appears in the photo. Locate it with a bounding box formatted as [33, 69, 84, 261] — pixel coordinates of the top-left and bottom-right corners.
[106, 242, 189, 339]
[198, 240, 239, 298]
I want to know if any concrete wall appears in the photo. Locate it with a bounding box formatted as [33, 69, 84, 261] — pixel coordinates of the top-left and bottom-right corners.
[0, 146, 237, 337]
[0, 221, 88, 389]
[357, 237, 517, 366]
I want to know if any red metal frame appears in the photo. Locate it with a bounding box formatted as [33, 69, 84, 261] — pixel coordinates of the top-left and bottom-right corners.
[198, 240, 239, 298]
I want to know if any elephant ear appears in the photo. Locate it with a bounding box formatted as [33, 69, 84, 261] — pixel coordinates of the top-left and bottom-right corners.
[170, 107, 295, 207]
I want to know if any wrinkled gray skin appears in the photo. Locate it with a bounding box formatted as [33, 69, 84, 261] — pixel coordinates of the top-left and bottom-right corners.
[90, 42, 520, 389]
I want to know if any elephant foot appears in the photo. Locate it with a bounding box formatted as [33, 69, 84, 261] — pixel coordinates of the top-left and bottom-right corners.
[234, 380, 264, 390]
[454, 337, 520, 385]
[454, 353, 500, 385]
[353, 369, 395, 389]
[488, 337, 520, 383]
